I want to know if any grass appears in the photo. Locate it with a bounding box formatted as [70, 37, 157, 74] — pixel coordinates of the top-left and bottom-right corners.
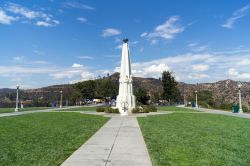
[0, 106, 101, 113]
[0, 107, 52, 113]
[0, 112, 109, 165]
[138, 112, 250, 166]
[157, 106, 196, 112]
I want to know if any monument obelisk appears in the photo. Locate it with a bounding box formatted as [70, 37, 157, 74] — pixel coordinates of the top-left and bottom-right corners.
[116, 38, 136, 115]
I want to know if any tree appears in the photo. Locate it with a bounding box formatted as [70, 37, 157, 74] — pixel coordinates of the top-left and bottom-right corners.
[187, 90, 215, 108]
[74, 80, 96, 99]
[161, 71, 180, 104]
[135, 87, 150, 105]
[95, 78, 118, 99]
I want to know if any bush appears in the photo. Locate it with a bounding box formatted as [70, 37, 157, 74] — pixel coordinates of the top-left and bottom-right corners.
[104, 107, 112, 113]
[146, 105, 157, 112]
[96, 107, 105, 112]
[132, 105, 157, 113]
[104, 107, 119, 113]
[111, 108, 119, 113]
[143, 107, 150, 113]
[243, 105, 250, 113]
[132, 107, 142, 113]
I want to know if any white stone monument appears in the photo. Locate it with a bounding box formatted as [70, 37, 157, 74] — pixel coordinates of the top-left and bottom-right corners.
[116, 38, 136, 115]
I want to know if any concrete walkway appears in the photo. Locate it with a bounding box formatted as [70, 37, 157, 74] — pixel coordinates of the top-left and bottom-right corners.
[61, 117, 152, 166]
[187, 107, 250, 119]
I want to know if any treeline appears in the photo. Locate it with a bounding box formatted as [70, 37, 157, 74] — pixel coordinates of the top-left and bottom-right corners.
[187, 90, 250, 112]
[70, 78, 119, 103]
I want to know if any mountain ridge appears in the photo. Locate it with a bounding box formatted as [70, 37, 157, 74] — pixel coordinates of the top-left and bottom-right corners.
[0, 73, 249, 108]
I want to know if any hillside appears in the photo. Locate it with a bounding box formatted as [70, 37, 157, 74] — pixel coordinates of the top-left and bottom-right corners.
[0, 73, 249, 108]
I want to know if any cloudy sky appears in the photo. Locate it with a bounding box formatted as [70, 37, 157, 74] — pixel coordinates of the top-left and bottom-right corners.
[0, 0, 250, 89]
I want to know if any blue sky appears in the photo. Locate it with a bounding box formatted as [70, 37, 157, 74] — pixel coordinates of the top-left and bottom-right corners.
[0, 0, 250, 89]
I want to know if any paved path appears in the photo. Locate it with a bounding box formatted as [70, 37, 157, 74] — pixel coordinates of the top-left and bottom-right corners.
[187, 107, 250, 119]
[61, 117, 152, 166]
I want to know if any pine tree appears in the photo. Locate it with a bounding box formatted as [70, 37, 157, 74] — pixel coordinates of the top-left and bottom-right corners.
[161, 71, 180, 104]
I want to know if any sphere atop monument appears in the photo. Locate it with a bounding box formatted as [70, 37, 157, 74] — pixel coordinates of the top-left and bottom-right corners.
[123, 38, 129, 43]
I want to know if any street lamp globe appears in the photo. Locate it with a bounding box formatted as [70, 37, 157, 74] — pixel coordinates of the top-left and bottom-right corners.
[16, 84, 20, 89]
[238, 82, 242, 89]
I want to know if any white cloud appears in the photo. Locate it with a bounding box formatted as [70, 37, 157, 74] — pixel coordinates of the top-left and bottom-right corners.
[50, 70, 80, 79]
[7, 3, 39, 19]
[144, 64, 169, 75]
[36, 21, 51, 27]
[114, 37, 122, 43]
[238, 73, 250, 79]
[102, 28, 121, 37]
[118, 48, 250, 83]
[0, 66, 55, 75]
[50, 67, 94, 81]
[33, 61, 49, 65]
[76, 17, 87, 23]
[188, 73, 209, 79]
[139, 47, 144, 53]
[150, 39, 158, 45]
[72, 63, 83, 68]
[33, 50, 45, 55]
[13, 56, 25, 62]
[188, 42, 198, 47]
[63, 2, 94, 10]
[142, 16, 185, 42]
[228, 68, 239, 76]
[76, 56, 94, 60]
[192, 64, 209, 71]
[227, 68, 250, 79]
[222, 4, 250, 28]
[115, 44, 123, 49]
[237, 59, 250, 66]
[140, 32, 148, 37]
[5, 2, 60, 27]
[0, 10, 16, 24]
[188, 42, 209, 52]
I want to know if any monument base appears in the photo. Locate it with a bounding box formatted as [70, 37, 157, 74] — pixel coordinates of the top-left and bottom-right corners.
[116, 95, 136, 116]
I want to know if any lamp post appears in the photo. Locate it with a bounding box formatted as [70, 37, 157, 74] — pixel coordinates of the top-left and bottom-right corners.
[60, 90, 63, 108]
[15, 84, 20, 112]
[238, 82, 243, 113]
[195, 90, 198, 108]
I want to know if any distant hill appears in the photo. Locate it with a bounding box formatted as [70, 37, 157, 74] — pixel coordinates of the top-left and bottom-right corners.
[0, 73, 249, 108]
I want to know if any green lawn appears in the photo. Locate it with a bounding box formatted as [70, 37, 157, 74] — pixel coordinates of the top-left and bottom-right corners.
[0, 107, 52, 113]
[138, 112, 250, 166]
[157, 106, 196, 112]
[0, 112, 109, 165]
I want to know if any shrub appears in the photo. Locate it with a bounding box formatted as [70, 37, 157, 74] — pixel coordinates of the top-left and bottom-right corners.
[147, 105, 157, 112]
[96, 107, 105, 112]
[111, 108, 119, 113]
[143, 107, 150, 113]
[132, 107, 141, 113]
[243, 105, 250, 113]
[104, 107, 112, 113]
[104, 107, 119, 113]
[132, 106, 157, 113]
